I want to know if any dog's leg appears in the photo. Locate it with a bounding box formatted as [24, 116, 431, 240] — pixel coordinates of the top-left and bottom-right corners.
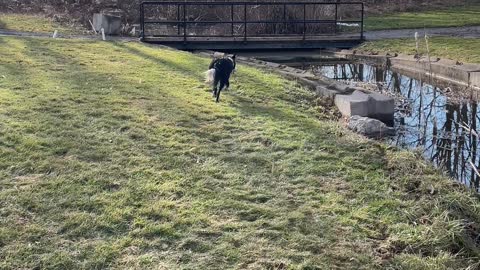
[225, 80, 230, 91]
[216, 81, 225, 103]
[212, 78, 219, 98]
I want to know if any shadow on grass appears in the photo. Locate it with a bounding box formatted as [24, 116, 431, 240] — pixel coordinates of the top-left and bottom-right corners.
[18, 37, 388, 171]
[111, 41, 207, 80]
[108, 41, 387, 165]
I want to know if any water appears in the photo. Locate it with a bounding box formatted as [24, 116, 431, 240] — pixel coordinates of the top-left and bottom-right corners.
[312, 63, 480, 191]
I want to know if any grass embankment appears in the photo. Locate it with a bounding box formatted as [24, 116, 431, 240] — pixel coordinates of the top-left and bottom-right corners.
[0, 36, 479, 269]
[360, 37, 480, 64]
[0, 13, 86, 34]
[365, 5, 480, 31]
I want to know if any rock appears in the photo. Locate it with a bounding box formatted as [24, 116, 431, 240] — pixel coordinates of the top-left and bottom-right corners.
[316, 86, 338, 99]
[265, 62, 281, 68]
[327, 83, 355, 94]
[347, 116, 395, 138]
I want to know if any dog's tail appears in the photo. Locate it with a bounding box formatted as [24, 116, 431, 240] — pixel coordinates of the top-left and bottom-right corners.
[205, 69, 216, 85]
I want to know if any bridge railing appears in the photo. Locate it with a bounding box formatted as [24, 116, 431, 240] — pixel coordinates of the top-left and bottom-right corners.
[140, 1, 364, 42]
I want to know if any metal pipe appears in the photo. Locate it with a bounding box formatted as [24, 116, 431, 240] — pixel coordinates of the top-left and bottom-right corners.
[183, 3, 187, 43]
[140, 3, 145, 40]
[177, 4, 180, 36]
[244, 3, 247, 42]
[177, 4, 181, 36]
[361, 3, 364, 40]
[303, 3, 306, 41]
[144, 19, 344, 24]
[231, 4, 234, 36]
[142, 1, 363, 5]
[335, 3, 338, 34]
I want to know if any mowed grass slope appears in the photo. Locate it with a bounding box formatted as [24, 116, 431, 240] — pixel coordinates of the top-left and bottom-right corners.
[365, 5, 480, 31]
[0, 37, 479, 269]
[0, 13, 86, 34]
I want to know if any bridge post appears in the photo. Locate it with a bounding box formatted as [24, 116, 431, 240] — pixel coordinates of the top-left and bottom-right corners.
[243, 3, 247, 43]
[361, 3, 364, 40]
[177, 4, 180, 36]
[231, 4, 234, 36]
[303, 3, 306, 42]
[183, 3, 187, 43]
[334, 3, 338, 34]
[140, 2, 145, 40]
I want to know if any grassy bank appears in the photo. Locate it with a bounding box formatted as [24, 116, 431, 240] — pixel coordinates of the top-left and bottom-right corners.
[365, 5, 480, 31]
[359, 37, 480, 64]
[0, 13, 86, 34]
[0, 36, 479, 269]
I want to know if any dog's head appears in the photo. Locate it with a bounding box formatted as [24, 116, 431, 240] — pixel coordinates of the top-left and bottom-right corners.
[228, 54, 236, 71]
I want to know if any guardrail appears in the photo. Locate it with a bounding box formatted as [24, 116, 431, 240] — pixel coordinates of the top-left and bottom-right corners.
[140, 1, 364, 44]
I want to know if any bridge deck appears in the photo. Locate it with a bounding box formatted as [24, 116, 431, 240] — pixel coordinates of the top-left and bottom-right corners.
[143, 35, 362, 49]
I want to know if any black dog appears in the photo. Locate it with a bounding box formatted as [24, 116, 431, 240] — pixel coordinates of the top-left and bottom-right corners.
[205, 55, 236, 103]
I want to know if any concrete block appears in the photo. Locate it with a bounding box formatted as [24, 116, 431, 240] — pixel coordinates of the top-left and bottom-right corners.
[368, 92, 395, 115]
[430, 60, 471, 83]
[93, 13, 122, 35]
[390, 54, 480, 89]
[368, 92, 395, 123]
[436, 59, 458, 66]
[334, 90, 370, 118]
[470, 71, 480, 88]
[333, 89, 395, 124]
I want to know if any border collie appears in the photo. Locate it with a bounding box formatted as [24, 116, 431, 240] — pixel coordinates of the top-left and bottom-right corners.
[205, 55, 236, 103]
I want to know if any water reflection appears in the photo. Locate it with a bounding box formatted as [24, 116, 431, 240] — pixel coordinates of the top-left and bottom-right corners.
[313, 63, 480, 191]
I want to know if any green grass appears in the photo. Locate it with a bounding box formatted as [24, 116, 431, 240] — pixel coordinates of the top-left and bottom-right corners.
[359, 37, 480, 64]
[0, 36, 479, 269]
[365, 5, 480, 31]
[0, 13, 86, 34]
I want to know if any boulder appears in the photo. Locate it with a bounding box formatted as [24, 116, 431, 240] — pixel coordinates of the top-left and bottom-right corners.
[316, 85, 338, 99]
[347, 116, 395, 138]
[327, 82, 355, 94]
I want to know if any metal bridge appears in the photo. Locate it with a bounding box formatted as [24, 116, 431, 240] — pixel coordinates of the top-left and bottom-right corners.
[140, 1, 364, 50]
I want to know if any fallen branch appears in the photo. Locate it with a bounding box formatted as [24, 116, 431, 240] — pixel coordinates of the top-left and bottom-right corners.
[89, 19, 97, 34]
[469, 159, 480, 179]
